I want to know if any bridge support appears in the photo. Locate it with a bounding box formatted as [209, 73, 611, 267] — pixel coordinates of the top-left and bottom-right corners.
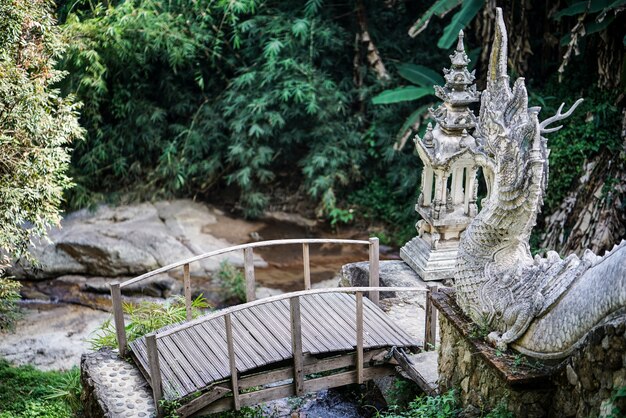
[146, 333, 164, 417]
[110, 282, 127, 357]
[290, 297, 305, 396]
[369, 238, 380, 305]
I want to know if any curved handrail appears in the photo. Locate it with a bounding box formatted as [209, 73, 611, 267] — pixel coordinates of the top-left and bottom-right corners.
[118, 238, 370, 288]
[111, 237, 380, 357]
[155, 286, 427, 339]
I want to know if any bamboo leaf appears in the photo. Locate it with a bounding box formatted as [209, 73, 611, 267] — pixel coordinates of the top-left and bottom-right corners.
[397, 63, 444, 87]
[372, 86, 434, 105]
[437, 0, 484, 50]
[395, 104, 432, 144]
[408, 0, 462, 38]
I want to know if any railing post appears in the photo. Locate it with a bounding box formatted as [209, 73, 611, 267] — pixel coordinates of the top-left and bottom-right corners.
[225, 313, 240, 410]
[424, 284, 438, 351]
[244, 247, 255, 302]
[356, 291, 364, 384]
[183, 263, 192, 321]
[302, 243, 311, 290]
[110, 282, 127, 357]
[290, 296, 304, 396]
[146, 333, 164, 417]
[368, 237, 380, 306]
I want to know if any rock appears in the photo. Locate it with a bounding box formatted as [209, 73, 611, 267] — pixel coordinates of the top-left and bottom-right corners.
[340, 260, 429, 299]
[0, 304, 110, 370]
[9, 200, 267, 281]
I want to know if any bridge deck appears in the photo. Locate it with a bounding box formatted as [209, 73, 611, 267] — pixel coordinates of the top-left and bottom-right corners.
[130, 292, 417, 400]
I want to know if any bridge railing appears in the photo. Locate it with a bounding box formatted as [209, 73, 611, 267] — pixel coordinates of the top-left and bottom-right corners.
[110, 238, 380, 357]
[145, 286, 428, 416]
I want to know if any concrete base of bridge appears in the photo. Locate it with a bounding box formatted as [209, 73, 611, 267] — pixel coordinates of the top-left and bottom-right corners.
[81, 348, 156, 418]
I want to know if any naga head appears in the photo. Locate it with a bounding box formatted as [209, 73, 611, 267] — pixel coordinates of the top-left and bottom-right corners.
[475, 8, 583, 191]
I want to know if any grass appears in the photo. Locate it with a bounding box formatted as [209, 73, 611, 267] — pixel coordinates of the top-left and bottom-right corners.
[89, 294, 210, 351]
[0, 359, 81, 418]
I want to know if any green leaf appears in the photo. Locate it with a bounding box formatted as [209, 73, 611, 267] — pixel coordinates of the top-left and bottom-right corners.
[396, 63, 444, 87]
[395, 104, 432, 144]
[553, 0, 617, 19]
[587, 15, 615, 34]
[372, 86, 434, 105]
[623, 34, 626, 45]
[437, 0, 484, 50]
[409, 0, 462, 37]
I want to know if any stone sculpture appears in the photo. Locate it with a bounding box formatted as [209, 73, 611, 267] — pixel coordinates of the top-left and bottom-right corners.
[454, 7, 626, 359]
[400, 31, 481, 281]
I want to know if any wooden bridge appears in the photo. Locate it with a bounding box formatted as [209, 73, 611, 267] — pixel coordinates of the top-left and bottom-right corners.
[110, 238, 436, 417]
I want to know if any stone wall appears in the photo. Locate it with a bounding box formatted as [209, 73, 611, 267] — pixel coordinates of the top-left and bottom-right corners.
[435, 290, 626, 417]
[438, 315, 553, 417]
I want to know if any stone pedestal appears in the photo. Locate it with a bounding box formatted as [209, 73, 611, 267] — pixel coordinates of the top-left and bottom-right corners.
[431, 289, 626, 418]
[400, 235, 457, 281]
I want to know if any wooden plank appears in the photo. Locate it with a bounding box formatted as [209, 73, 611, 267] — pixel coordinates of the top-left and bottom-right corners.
[154, 334, 197, 396]
[176, 329, 224, 382]
[264, 300, 317, 351]
[146, 334, 164, 416]
[225, 314, 241, 411]
[309, 295, 360, 348]
[156, 286, 425, 339]
[160, 335, 207, 389]
[313, 294, 379, 348]
[393, 349, 439, 396]
[302, 243, 311, 290]
[424, 286, 437, 351]
[110, 283, 127, 357]
[356, 292, 364, 384]
[303, 349, 387, 374]
[359, 294, 420, 346]
[244, 247, 255, 302]
[187, 326, 230, 378]
[183, 263, 192, 322]
[290, 297, 304, 396]
[299, 296, 345, 353]
[176, 386, 231, 418]
[130, 339, 181, 399]
[192, 383, 296, 416]
[200, 321, 257, 371]
[327, 294, 389, 347]
[238, 309, 291, 360]
[167, 331, 216, 386]
[368, 237, 380, 306]
[248, 304, 292, 354]
[229, 313, 274, 367]
[239, 367, 294, 390]
[304, 366, 395, 393]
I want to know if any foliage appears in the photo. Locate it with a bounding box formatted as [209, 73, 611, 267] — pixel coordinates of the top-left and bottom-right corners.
[42, 367, 82, 414]
[408, 0, 484, 49]
[377, 389, 460, 417]
[218, 261, 247, 303]
[0, 0, 83, 267]
[59, 0, 364, 218]
[384, 378, 422, 409]
[348, 177, 417, 245]
[530, 85, 623, 214]
[89, 294, 210, 350]
[608, 386, 626, 418]
[0, 277, 21, 331]
[0, 359, 78, 418]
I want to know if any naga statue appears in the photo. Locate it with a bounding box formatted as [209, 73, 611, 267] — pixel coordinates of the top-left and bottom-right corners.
[454, 8, 626, 359]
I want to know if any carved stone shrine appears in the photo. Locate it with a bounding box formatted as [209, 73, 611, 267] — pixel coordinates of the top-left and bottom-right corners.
[400, 30, 482, 281]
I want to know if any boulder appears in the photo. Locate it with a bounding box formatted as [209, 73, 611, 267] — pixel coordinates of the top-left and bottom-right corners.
[10, 200, 265, 281]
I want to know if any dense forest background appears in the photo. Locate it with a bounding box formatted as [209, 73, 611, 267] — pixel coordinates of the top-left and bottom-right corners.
[20, 0, 626, 254]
